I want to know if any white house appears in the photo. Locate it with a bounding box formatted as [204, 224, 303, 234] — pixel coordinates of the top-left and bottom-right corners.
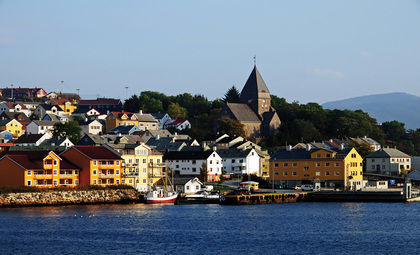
[164, 119, 191, 130]
[13, 133, 52, 146]
[26, 120, 59, 135]
[163, 150, 223, 182]
[218, 148, 261, 177]
[366, 147, 411, 176]
[135, 110, 159, 131]
[171, 177, 203, 193]
[0, 102, 32, 117]
[78, 119, 103, 136]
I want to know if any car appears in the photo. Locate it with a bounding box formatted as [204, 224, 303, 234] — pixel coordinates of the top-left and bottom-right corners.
[301, 184, 314, 191]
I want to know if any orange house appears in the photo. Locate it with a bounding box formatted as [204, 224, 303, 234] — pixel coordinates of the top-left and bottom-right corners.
[60, 145, 122, 186]
[0, 151, 80, 187]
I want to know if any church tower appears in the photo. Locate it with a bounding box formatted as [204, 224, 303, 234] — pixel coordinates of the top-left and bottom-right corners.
[239, 65, 271, 118]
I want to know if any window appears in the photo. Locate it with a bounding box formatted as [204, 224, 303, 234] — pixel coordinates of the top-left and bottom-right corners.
[334, 171, 340, 176]
[283, 163, 288, 167]
[53, 180, 58, 186]
[316, 154, 321, 158]
[315, 171, 321, 176]
[274, 163, 279, 168]
[93, 161, 97, 166]
[371, 165, 375, 169]
[93, 179, 97, 185]
[335, 163, 340, 167]
[27, 180, 32, 186]
[316, 163, 321, 167]
[27, 170, 32, 176]
[232, 159, 235, 163]
[283, 172, 288, 176]
[382, 159, 385, 162]
[293, 163, 297, 167]
[53, 169, 57, 176]
[75, 170, 78, 175]
[325, 171, 330, 176]
[325, 163, 330, 167]
[292, 172, 297, 176]
[192, 168, 196, 172]
[116, 161, 120, 166]
[326, 154, 331, 158]
[143, 159, 146, 163]
[274, 172, 279, 176]
[143, 179, 146, 184]
[196, 185, 199, 190]
[75, 179, 79, 185]
[116, 169, 120, 175]
[210, 160, 213, 164]
[304, 167, 309, 171]
[93, 169, 97, 175]
[371, 159, 375, 162]
[53, 160, 58, 166]
[382, 165, 385, 169]
[116, 179, 120, 184]
[186, 186, 190, 190]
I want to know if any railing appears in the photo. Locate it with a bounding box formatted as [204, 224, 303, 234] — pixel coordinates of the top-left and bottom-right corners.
[99, 173, 115, 177]
[33, 174, 53, 179]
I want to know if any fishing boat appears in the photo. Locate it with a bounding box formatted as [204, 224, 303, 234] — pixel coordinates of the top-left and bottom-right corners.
[144, 188, 178, 204]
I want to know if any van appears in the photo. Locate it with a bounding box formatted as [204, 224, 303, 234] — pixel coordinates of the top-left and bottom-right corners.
[301, 184, 314, 191]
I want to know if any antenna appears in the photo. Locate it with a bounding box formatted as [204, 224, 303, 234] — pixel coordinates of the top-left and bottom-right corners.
[253, 55, 256, 66]
[61, 81, 64, 96]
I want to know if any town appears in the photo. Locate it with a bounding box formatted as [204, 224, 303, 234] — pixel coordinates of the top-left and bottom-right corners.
[0, 65, 419, 205]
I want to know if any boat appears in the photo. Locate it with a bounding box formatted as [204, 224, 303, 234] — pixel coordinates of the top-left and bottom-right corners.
[144, 188, 178, 204]
[185, 190, 220, 199]
[175, 190, 221, 205]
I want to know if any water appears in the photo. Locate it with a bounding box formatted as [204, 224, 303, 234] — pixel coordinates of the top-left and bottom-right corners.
[1, 202, 420, 254]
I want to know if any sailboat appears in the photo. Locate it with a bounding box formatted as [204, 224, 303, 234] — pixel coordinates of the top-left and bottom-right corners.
[144, 163, 178, 204]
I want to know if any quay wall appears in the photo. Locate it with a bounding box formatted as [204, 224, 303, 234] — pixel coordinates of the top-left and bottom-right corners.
[0, 189, 140, 208]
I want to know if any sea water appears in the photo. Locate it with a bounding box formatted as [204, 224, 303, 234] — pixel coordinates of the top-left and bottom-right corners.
[1, 202, 420, 254]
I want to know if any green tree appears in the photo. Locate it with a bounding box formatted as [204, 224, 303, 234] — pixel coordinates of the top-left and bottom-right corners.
[222, 86, 240, 103]
[167, 103, 188, 119]
[52, 120, 82, 144]
[381, 120, 406, 142]
[217, 118, 245, 137]
[354, 143, 374, 158]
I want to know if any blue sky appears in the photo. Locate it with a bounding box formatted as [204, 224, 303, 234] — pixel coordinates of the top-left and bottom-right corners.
[1, 1, 419, 104]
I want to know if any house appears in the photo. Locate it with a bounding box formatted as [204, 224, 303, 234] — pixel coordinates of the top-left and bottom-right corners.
[72, 108, 101, 119]
[218, 148, 260, 177]
[146, 136, 186, 153]
[150, 113, 172, 129]
[78, 119, 103, 136]
[0, 150, 80, 187]
[166, 177, 202, 194]
[42, 113, 69, 122]
[215, 65, 281, 140]
[78, 134, 144, 146]
[105, 111, 139, 133]
[0, 119, 23, 138]
[164, 119, 191, 131]
[60, 145, 123, 186]
[33, 104, 64, 118]
[135, 110, 158, 131]
[0, 87, 47, 101]
[13, 133, 52, 146]
[365, 147, 411, 176]
[40, 137, 74, 148]
[77, 99, 123, 115]
[270, 145, 364, 190]
[163, 150, 223, 182]
[140, 129, 173, 143]
[0, 131, 14, 143]
[0, 111, 31, 132]
[26, 120, 59, 135]
[105, 143, 163, 191]
[49, 98, 77, 115]
[108, 125, 141, 135]
[0, 102, 32, 117]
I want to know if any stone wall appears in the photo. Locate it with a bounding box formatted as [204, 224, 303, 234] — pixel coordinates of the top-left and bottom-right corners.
[0, 189, 140, 207]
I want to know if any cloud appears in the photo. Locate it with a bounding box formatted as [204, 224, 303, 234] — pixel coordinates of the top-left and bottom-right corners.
[360, 51, 373, 57]
[306, 68, 344, 78]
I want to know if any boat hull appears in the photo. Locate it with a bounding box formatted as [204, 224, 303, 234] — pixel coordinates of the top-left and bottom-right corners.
[145, 194, 178, 204]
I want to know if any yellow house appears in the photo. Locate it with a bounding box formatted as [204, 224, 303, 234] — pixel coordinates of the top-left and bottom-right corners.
[50, 99, 77, 115]
[105, 111, 139, 133]
[269, 146, 363, 190]
[0, 119, 23, 138]
[110, 143, 164, 191]
[0, 151, 80, 187]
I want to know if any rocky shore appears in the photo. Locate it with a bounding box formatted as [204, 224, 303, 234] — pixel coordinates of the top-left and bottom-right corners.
[0, 189, 140, 208]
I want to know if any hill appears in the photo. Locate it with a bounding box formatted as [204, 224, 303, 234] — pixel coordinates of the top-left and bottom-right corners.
[322, 92, 420, 130]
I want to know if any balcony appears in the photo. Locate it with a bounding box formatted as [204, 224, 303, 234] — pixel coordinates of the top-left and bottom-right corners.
[99, 173, 115, 178]
[148, 163, 166, 168]
[33, 174, 53, 179]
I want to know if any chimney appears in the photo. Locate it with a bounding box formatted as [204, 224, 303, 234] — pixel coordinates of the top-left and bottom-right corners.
[286, 145, 292, 151]
[339, 144, 345, 150]
[156, 134, 160, 140]
[139, 110, 143, 115]
[306, 144, 312, 151]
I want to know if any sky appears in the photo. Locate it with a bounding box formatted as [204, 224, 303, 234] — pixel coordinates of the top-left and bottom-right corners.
[1, 1, 420, 104]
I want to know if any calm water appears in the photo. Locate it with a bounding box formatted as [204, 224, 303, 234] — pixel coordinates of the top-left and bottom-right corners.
[1, 202, 420, 255]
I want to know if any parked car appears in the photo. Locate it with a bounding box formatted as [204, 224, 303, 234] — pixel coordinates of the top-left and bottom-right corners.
[301, 185, 314, 191]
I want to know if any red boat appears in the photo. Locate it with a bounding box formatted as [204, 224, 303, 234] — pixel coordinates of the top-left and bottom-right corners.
[144, 189, 178, 204]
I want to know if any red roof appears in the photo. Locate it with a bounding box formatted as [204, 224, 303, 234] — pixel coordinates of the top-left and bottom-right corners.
[165, 119, 188, 126]
[69, 146, 122, 160]
[3, 102, 28, 110]
[51, 99, 70, 105]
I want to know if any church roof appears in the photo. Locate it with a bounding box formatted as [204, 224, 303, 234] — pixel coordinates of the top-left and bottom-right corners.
[240, 65, 271, 100]
[225, 103, 261, 122]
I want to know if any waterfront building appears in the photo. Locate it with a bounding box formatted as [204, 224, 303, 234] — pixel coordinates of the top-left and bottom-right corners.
[105, 143, 164, 191]
[163, 150, 223, 182]
[0, 150, 80, 187]
[60, 145, 122, 186]
[218, 148, 260, 177]
[270, 145, 364, 190]
[365, 147, 411, 176]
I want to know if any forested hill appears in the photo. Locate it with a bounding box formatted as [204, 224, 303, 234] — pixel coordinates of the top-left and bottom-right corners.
[322, 92, 420, 130]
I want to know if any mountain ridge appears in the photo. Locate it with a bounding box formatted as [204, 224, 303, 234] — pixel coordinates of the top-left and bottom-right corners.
[322, 92, 420, 130]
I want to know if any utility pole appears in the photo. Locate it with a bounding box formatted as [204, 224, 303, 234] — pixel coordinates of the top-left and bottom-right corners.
[77, 89, 80, 97]
[125, 86, 129, 100]
[61, 81, 64, 96]
[10, 84, 13, 101]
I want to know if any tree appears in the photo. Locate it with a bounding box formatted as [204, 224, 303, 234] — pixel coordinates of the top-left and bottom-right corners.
[222, 86, 240, 103]
[217, 118, 245, 137]
[381, 120, 406, 142]
[52, 121, 82, 144]
[354, 143, 374, 158]
[199, 162, 208, 183]
[167, 103, 188, 119]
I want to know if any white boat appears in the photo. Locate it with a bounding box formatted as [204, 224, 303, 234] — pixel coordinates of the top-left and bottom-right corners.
[185, 190, 220, 200]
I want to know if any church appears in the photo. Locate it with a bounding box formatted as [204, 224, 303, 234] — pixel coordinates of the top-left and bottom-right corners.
[215, 65, 281, 140]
